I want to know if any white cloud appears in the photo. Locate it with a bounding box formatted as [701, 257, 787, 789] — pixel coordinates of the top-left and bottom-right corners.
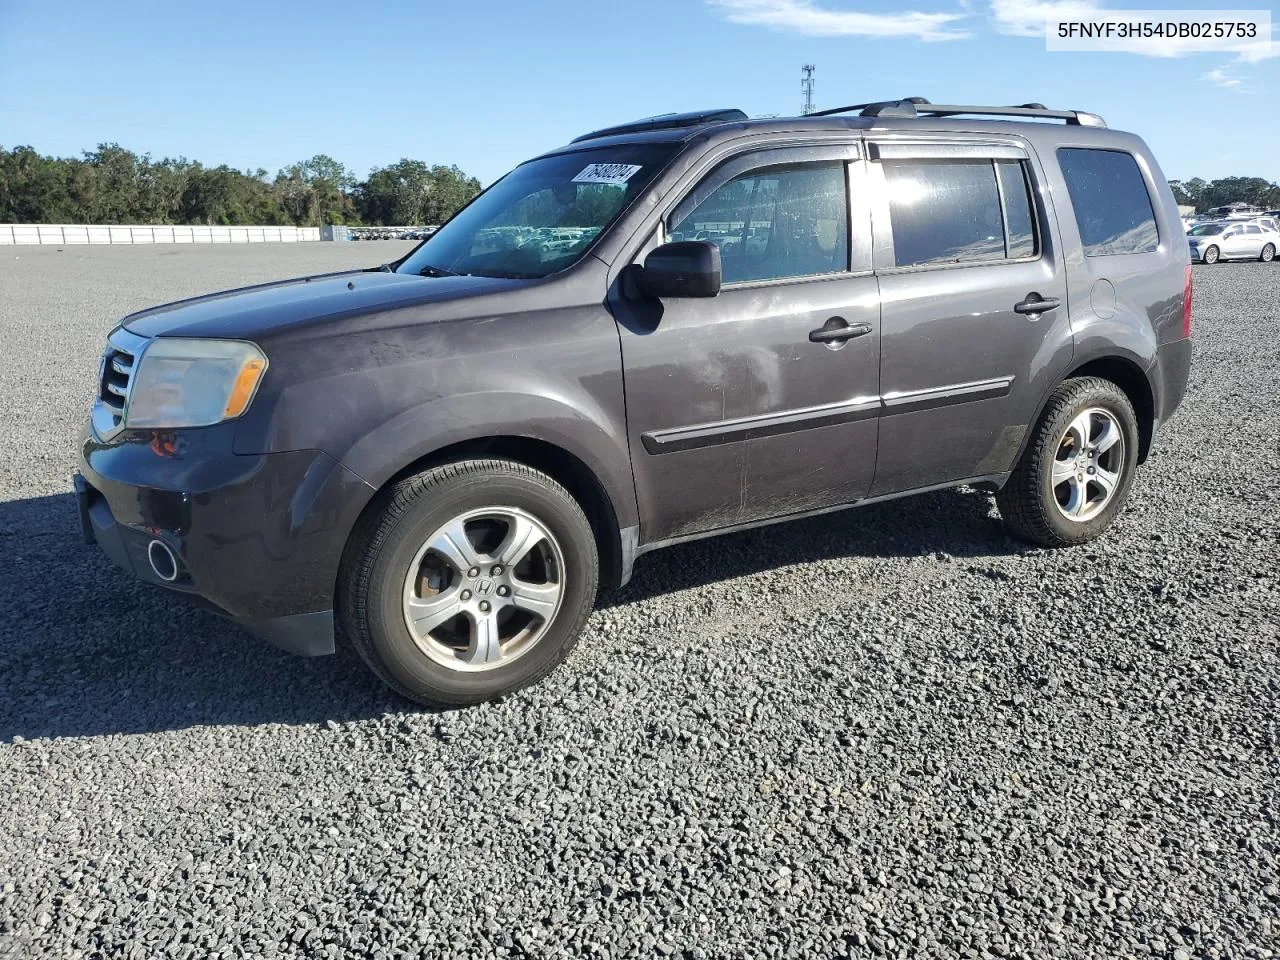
[710, 0, 1278, 65]
[707, 0, 971, 42]
[1234, 23, 1277, 63]
[988, 0, 1102, 38]
[1202, 67, 1243, 89]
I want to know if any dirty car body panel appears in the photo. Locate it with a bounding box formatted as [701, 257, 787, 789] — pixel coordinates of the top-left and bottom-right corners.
[76, 106, 1192, 661]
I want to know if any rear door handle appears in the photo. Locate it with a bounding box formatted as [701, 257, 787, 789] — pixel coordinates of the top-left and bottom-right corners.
[1014, 294, 1061, 316]
[809, 318, 873, 344]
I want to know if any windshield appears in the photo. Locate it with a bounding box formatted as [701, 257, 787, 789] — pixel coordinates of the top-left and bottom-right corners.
[396, 144, 677, 280]
[1188, 224, 1225, 236]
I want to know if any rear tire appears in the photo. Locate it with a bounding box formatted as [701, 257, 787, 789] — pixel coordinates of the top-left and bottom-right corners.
[1203, 245, 1220, 264]
[997, 377, 1139, 548]
[1260, 243, 1275, 263]
[339, 459, 599, 707]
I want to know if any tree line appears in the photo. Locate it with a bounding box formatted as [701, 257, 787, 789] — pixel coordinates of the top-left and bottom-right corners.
[0, 143, 482, 227]
[3, 143, 1276, 226]
[1169, 176, 1280, 213]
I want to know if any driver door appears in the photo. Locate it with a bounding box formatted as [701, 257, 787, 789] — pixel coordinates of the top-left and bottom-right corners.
[612, 144, 882, 542]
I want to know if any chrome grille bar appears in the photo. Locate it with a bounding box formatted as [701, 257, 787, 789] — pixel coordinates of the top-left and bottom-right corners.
[92, 327, 149, 440]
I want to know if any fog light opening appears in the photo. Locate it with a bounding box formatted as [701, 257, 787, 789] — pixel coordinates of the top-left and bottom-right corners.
[147, 539, 180, 582]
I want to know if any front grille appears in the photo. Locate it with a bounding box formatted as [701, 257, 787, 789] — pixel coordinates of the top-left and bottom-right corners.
[99, 347, 135, 429]
[92, 327, 149, 439]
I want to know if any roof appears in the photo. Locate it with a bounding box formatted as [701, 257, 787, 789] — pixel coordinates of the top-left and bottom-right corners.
[547, 99, 1115, 159]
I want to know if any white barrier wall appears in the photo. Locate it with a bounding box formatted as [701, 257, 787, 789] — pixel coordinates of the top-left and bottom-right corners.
[0, 224, 323, 245]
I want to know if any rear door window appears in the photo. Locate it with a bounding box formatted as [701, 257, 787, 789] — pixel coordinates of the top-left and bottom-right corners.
[882, 158, 1040, 268]
[883, 160, 1005, 266]
[1057, 148, 1159, 256]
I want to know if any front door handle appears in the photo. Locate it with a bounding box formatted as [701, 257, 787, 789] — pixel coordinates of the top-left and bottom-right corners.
[1014, 294, 1061, 316]
[809, 318, 873, 344]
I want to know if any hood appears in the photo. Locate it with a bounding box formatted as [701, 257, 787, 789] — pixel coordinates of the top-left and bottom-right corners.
[122, 270, 525, 340]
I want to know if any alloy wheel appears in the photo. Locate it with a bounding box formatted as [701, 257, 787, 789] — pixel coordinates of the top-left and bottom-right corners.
[401, 506, 565, 672]
[1050, 407, 1126, 523]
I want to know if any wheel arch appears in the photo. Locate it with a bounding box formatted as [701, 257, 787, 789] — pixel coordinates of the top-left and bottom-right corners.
[343, 435, 631, 595]
[1066, 356, 1156, 462]
[1025, 354, 1157, 465]
[1008, 350, 1162, 476]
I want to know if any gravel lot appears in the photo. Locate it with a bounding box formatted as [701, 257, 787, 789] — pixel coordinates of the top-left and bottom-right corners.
[0, 244, 1276, 960]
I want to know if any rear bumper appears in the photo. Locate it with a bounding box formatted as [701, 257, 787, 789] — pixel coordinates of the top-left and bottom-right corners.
[1154, 336, 1193, 425]
[76, 426, 376, 656]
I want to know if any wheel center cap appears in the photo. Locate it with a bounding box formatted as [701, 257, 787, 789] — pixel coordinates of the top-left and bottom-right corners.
[473, 577, 496, 598]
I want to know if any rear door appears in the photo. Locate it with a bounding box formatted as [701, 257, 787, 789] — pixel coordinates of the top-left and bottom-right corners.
[612, 143, 881, 541]
[867, 138, 1072, 495]
[1240, 224, 1265, 257]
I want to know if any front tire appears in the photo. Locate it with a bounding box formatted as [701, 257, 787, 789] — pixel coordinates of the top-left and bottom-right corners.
[997, 377, 1140, 548]
[1202, 245, 1220, 264]
[339, 459, 599, 707]
[1260, 243, 1275, 263]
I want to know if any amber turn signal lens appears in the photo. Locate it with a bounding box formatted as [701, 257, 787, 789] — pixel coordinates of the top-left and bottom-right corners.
[223, 357, 267, 418]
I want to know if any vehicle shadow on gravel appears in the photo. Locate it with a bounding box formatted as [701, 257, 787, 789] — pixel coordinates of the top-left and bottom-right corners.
[607, 484, 1020, 607]
[0, 493, 403, 743]
[0, 486, 1016, 741]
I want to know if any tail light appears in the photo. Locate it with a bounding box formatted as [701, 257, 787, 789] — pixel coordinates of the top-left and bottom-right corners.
[1182, 264, 1193, 338]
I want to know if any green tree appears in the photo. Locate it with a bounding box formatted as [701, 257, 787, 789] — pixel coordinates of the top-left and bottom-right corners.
[356, 160, 481, 225]
[357, 159, 433, 225]
[421, 164, 482, 225]
[275, 154, 358, 225]
[0, 145, 77, 222]
[1180, 177, 1208, 210]
[0, 142, 479, 227]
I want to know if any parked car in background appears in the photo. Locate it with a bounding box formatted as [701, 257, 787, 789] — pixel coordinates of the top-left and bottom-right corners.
[77, 98, 1194, 706]
[1205, 202, 1263, 220]
[1187, 220, 1278, 263]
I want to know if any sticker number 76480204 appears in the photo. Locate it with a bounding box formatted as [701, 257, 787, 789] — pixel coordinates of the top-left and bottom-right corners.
[571, 163, 643, 185]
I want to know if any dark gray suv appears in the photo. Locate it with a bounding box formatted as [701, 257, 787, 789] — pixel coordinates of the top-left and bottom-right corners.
[76, 98, 1193, 706]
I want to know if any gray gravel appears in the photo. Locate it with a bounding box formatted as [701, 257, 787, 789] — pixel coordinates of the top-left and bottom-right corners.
[0, 244, 1277, 960]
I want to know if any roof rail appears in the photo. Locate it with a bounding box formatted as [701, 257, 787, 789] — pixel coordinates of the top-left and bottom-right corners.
[572, 108, 749, 144]
[810, 97, 1107, 128]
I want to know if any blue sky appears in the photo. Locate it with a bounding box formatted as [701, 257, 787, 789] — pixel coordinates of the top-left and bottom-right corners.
[1, 0, 1275, 186]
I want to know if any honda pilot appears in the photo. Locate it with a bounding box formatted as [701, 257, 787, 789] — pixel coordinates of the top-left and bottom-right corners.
[77, 98, 1194, 706]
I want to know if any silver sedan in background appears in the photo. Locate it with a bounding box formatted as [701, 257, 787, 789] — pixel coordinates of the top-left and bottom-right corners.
[1188, 220, 1279, 264]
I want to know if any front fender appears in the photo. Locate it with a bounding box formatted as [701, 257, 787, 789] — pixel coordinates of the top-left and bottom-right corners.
[336, 390, 638, 530]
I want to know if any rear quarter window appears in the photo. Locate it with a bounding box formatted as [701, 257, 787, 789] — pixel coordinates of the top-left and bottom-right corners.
[1057, 148, 1159, 256]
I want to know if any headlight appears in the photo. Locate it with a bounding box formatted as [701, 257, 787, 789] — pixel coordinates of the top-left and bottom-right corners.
[126, 338, 268, 429]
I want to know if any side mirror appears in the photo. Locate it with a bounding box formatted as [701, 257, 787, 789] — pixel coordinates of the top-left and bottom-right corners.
[638, 241, 721, 299]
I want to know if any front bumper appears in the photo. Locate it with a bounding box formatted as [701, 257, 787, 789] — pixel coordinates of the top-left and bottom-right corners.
[76, 425, 375, 656]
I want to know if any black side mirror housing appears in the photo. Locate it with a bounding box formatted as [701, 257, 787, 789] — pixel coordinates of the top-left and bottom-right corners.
[638, 241, 722, 299]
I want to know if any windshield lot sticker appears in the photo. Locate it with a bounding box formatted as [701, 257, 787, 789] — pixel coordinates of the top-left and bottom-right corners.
[572, 163, 642, 185]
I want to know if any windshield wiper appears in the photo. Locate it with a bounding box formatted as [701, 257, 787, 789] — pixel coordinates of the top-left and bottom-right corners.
[418, 264, 459, 278]
[476, 270, 543, 280]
